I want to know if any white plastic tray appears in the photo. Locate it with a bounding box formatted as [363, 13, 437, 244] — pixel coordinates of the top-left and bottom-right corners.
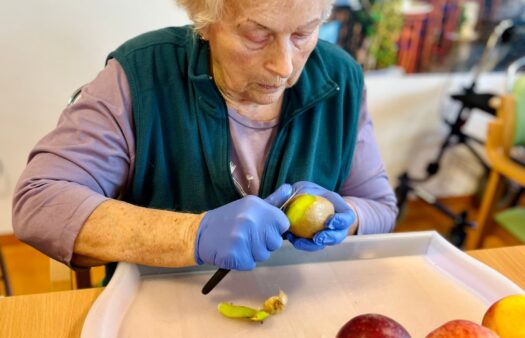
[81, 231, 523, 338]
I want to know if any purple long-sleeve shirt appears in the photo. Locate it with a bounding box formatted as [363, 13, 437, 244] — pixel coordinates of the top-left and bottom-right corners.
[12, 59, 397, 265]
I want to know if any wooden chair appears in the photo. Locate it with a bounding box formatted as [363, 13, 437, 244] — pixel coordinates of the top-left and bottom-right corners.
[419, 0, 445, 71]
[49, 258, 108, 291]
[0, 245, 12, 296]
[422, 0, 462, 63]
[466, 56, 525, 249]
[398, 11, 428, 73]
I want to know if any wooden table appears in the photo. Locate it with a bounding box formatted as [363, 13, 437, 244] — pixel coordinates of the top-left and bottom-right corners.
[0, 246, 524, 338]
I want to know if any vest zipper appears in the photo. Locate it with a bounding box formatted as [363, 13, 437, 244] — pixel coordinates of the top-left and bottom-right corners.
[258, 85, 340, 197]
[230, 161, 248, 197]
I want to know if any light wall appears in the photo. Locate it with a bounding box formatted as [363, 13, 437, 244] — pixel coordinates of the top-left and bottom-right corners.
[366, 72, 505, 199]
[0, 1, 189, 234]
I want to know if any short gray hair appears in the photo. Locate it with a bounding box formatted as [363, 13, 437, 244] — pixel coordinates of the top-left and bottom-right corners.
[175, 0, 335, 32]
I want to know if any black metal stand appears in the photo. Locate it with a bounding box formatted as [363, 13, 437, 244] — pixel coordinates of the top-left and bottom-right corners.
[424, 88, 494, 178]
[396, 172, 476, 248]
[393, 19, 524, 248]
[394, 86, 499, 249]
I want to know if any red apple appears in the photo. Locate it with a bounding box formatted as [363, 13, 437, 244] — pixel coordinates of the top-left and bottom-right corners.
[336, 313, 411, 338]
[426, 319, 498, 338]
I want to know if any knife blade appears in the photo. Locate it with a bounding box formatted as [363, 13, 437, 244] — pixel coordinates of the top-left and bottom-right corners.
[278, 190, 299, 211]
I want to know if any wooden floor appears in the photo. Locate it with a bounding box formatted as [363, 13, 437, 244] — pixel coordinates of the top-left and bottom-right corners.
[395, 195, 523, 249]
[0, 195, 521, 296]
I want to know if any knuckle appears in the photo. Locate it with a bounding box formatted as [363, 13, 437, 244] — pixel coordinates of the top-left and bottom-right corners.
[243, 195, 260, 206]
[267, 236, 283, 251]
[236, 215, 258, 232]
[256, 250, 270, 262]
[229, 231, 248, 247]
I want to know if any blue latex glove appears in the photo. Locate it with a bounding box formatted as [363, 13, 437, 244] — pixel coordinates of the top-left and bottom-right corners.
[195, 184, 292, 270]
[285, 181, 356, 251]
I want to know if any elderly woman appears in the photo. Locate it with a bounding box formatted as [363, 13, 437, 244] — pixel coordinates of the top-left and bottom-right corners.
[12, 0, 397, 276]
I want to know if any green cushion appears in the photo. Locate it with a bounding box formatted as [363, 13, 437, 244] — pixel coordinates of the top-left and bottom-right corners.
[512, 75, 525, 145]
[494, 207, 525, 243]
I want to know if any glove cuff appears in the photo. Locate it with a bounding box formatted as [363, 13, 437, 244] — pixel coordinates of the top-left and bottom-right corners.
[194, 212, 209, 265]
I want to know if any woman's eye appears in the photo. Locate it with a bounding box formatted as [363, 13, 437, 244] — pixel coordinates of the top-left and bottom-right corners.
[245, 32, 270, 44]
[293, 32, 312, 41]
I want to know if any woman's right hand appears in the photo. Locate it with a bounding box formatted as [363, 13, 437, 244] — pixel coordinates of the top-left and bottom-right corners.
[194, 184, 292, 270]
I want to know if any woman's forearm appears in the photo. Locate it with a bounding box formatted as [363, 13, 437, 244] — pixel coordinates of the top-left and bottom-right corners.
[72, 199, 203, 268]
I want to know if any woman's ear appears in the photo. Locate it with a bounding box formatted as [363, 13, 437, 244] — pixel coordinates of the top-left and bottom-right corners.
[197, 27, 209, 41]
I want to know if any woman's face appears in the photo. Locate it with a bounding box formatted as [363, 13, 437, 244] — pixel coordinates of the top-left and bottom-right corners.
[203, 0, 324, 106]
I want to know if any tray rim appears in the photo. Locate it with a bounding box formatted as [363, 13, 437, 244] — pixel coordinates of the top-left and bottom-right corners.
[81, 231, 524, 338]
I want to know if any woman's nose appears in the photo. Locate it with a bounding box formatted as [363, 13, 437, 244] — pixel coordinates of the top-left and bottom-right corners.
[265, 39, 293, 79]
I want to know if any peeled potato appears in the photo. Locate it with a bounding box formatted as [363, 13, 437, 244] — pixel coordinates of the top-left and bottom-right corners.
[286, 194, 334, 238]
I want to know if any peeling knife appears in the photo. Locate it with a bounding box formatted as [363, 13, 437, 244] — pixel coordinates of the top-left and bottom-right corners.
[201, 191, 298, 295]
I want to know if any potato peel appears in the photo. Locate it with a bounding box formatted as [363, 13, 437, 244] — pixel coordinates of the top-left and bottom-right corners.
[249, 310, 270, 322]
[218, 302, 257, 319]
[217, 290, 287, 323]
[263, 290, 288, 314]
[218, 302, 269, 322]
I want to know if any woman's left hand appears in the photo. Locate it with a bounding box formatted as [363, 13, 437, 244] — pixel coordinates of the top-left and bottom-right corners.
[285, 181, 356, 251]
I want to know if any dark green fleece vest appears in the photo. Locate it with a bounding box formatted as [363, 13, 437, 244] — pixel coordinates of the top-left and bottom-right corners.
[108, 25, 363, 213]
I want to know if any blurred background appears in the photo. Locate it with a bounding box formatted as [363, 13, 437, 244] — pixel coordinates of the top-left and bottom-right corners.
[322, 0, 525, 73]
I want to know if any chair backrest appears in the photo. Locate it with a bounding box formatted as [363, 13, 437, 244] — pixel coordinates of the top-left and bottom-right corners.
[512, 74, 525, 145]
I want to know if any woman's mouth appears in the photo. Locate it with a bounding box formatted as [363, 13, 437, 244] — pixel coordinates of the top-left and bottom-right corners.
[257, 83, 281, 92]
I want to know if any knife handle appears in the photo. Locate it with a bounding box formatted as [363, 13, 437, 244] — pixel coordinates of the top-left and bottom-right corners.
[202, 268, 230, 295]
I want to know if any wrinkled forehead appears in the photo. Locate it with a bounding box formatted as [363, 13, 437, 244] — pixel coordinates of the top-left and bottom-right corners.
[223, 0, 330, 28]
[226, 0, 328, 11]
